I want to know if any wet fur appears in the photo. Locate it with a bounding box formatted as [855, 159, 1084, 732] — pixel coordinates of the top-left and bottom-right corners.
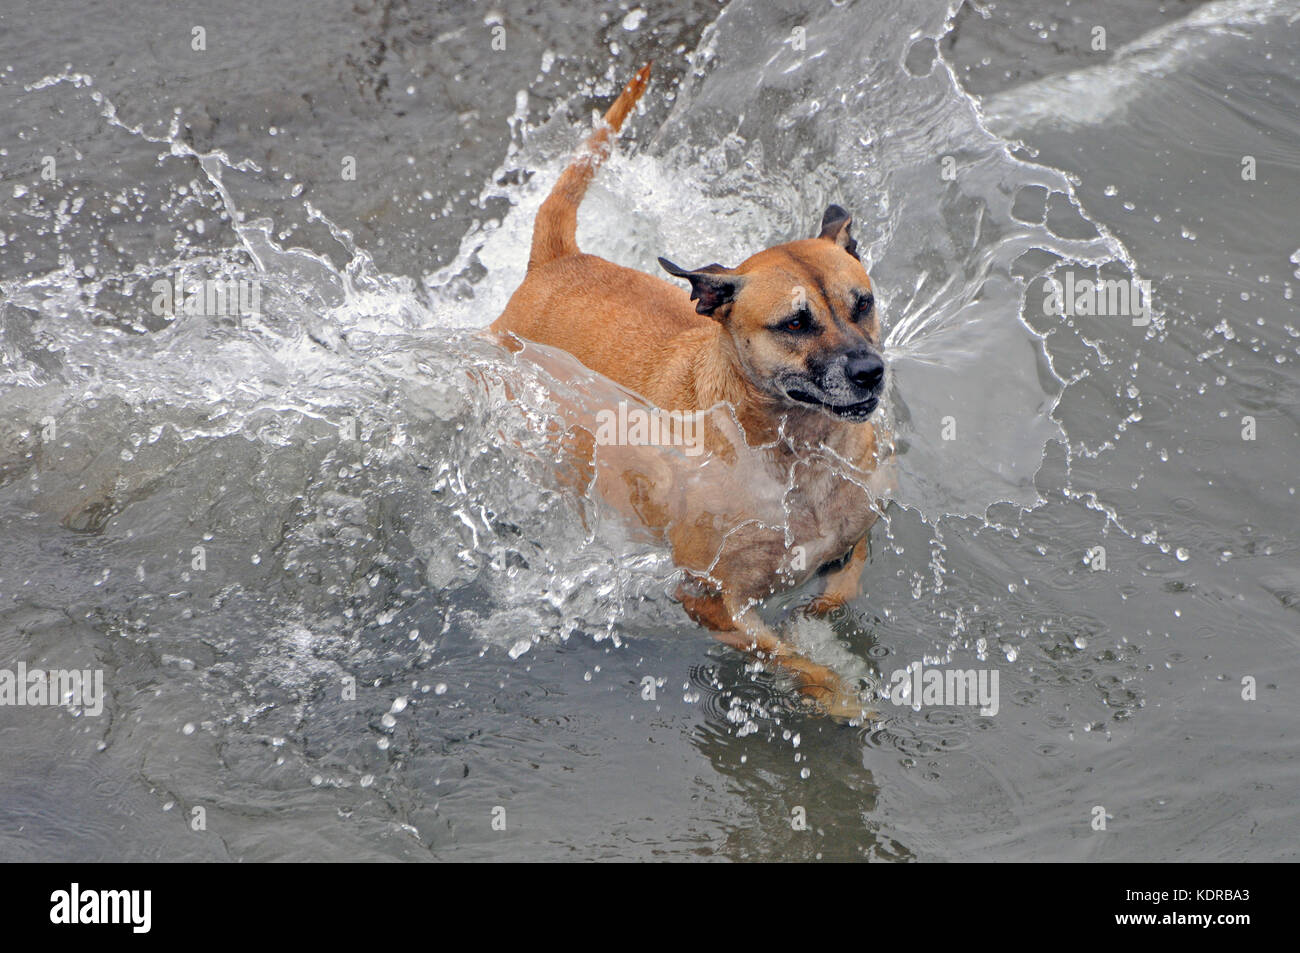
[489, 65, 886, 719]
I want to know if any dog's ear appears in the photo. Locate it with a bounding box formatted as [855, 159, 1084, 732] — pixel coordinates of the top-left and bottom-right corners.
[658, 257, 745, 318]
[817, 204, 859, 260]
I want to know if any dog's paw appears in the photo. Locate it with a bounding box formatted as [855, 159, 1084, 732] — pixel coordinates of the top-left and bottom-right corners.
[813, 691, 875, 724]
[802, 593, 848, 619]
[798, 678, 875, 725]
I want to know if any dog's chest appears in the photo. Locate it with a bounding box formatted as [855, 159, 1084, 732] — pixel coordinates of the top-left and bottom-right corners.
[781, 454, 877, 575]
[609, 417, 883, 600]
[685, 450, 878, 602]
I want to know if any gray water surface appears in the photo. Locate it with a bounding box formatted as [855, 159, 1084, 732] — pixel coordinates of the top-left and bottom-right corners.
[1, 0, 1297, 861]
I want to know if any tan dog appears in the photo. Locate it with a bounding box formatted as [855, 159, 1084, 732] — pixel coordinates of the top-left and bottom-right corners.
[490, 65, 887, 719]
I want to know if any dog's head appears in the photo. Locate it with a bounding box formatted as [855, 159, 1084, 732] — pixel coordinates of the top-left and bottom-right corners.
[659, 205, 883, 422]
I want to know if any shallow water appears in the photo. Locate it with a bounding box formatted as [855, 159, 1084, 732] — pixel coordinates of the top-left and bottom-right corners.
[1, 0, 1298, 861]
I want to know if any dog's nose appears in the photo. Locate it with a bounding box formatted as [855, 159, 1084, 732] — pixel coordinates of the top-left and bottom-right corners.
[846, 352, 885, 391]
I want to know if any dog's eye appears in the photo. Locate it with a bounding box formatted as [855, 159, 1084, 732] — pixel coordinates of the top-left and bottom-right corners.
[776, 311, 814, 334]
[853, 294, 874, 322]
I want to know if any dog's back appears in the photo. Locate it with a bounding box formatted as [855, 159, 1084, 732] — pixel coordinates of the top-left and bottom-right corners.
[494, 252, 710, 403]
[490, 65, 721, 408]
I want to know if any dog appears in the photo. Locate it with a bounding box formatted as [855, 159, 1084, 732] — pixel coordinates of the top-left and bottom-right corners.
[489, 64, 888, 719]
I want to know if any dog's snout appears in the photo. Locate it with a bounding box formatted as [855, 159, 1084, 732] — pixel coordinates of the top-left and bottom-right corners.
[845, 352, 885, 392]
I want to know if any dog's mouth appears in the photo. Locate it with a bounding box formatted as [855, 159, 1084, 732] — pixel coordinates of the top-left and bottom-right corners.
[785, 389, 879, 421]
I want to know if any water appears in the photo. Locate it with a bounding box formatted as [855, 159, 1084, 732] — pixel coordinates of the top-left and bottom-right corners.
[1, 0, 1297, 861]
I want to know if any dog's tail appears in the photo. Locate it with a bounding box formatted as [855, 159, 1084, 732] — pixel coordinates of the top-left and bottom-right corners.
[528, 62, 652, 270]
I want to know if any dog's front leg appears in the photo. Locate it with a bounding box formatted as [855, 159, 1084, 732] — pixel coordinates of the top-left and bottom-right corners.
[805, 536, 869, 617]
[700, 590, 870, 721]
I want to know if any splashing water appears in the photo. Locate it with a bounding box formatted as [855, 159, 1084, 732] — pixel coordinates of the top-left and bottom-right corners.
[3, 0, 1298, 861]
